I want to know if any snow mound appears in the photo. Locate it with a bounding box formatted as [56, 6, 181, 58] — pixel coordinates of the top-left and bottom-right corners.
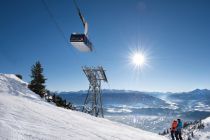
[0, 74, 168, 140]
[0, 74, 40, 99]
[191, 117, 210, 140]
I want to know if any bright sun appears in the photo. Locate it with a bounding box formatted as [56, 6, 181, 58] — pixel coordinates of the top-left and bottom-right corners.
[127, 44, 150, 72]
[132, 53, 145, 66]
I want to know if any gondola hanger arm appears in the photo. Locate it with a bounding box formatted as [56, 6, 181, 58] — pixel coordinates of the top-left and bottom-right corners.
[72, 0, 88, 35]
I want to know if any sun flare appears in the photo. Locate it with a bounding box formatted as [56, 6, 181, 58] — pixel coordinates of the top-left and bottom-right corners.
[127, 42, 151, 73]
[132, 53, 145, 66]
[129, 50, 147, 71]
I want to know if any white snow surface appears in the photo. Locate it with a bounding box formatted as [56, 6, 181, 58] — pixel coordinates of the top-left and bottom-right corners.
[191, 117, 210, 140]
[0, 74, 168, 140]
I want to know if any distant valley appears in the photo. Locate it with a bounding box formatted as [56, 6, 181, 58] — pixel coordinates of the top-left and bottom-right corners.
[58, 89, 210, 133]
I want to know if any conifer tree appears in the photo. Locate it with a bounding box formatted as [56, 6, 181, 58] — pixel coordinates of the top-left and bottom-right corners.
[28, 61, 47, 98]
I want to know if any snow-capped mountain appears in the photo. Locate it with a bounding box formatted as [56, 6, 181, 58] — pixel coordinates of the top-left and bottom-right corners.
[0, 74, 168, 140]
[58, 89, 210, 133]
[168, 89, 210, 107]
[155, 89, 210, 119]
[58, 90, 178, 133]
[58, 90, 171, 108]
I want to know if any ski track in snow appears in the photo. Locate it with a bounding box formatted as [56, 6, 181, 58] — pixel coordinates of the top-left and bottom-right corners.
[0, 74, 168, 140]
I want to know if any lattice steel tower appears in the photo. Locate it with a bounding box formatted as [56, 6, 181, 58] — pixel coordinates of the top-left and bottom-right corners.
[82, 66, 108, 117]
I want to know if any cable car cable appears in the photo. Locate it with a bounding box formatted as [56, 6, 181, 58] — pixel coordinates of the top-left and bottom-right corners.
[72, 0, 86, 29]
[41, 0, 68, 43]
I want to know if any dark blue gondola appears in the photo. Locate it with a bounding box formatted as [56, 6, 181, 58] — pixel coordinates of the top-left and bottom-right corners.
[70, 33, 92, 52]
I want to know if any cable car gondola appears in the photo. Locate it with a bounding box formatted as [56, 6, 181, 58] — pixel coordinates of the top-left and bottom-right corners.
[70, 0, 93, 52]
[70, 33, 92, 52]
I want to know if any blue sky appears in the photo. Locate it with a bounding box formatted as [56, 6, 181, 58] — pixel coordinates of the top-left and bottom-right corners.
[0, 0, 210, 92]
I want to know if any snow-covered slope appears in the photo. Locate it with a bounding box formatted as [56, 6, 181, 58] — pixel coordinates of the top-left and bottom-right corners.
[0, 74, 168, 140]
[191, 117, 210, 140]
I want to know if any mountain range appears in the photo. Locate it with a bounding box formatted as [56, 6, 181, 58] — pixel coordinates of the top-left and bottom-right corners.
[58, 89, 210, 133]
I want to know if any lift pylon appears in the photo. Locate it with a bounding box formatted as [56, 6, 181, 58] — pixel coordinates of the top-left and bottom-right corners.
[82, 66, 108, 117]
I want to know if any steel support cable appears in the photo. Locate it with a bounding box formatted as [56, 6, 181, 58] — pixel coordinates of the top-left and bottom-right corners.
[72, 0, 86, 28]
[41, 0, 68, 43]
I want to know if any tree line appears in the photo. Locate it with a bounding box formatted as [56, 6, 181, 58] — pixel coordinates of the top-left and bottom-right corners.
[25, 61, 75, 110]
